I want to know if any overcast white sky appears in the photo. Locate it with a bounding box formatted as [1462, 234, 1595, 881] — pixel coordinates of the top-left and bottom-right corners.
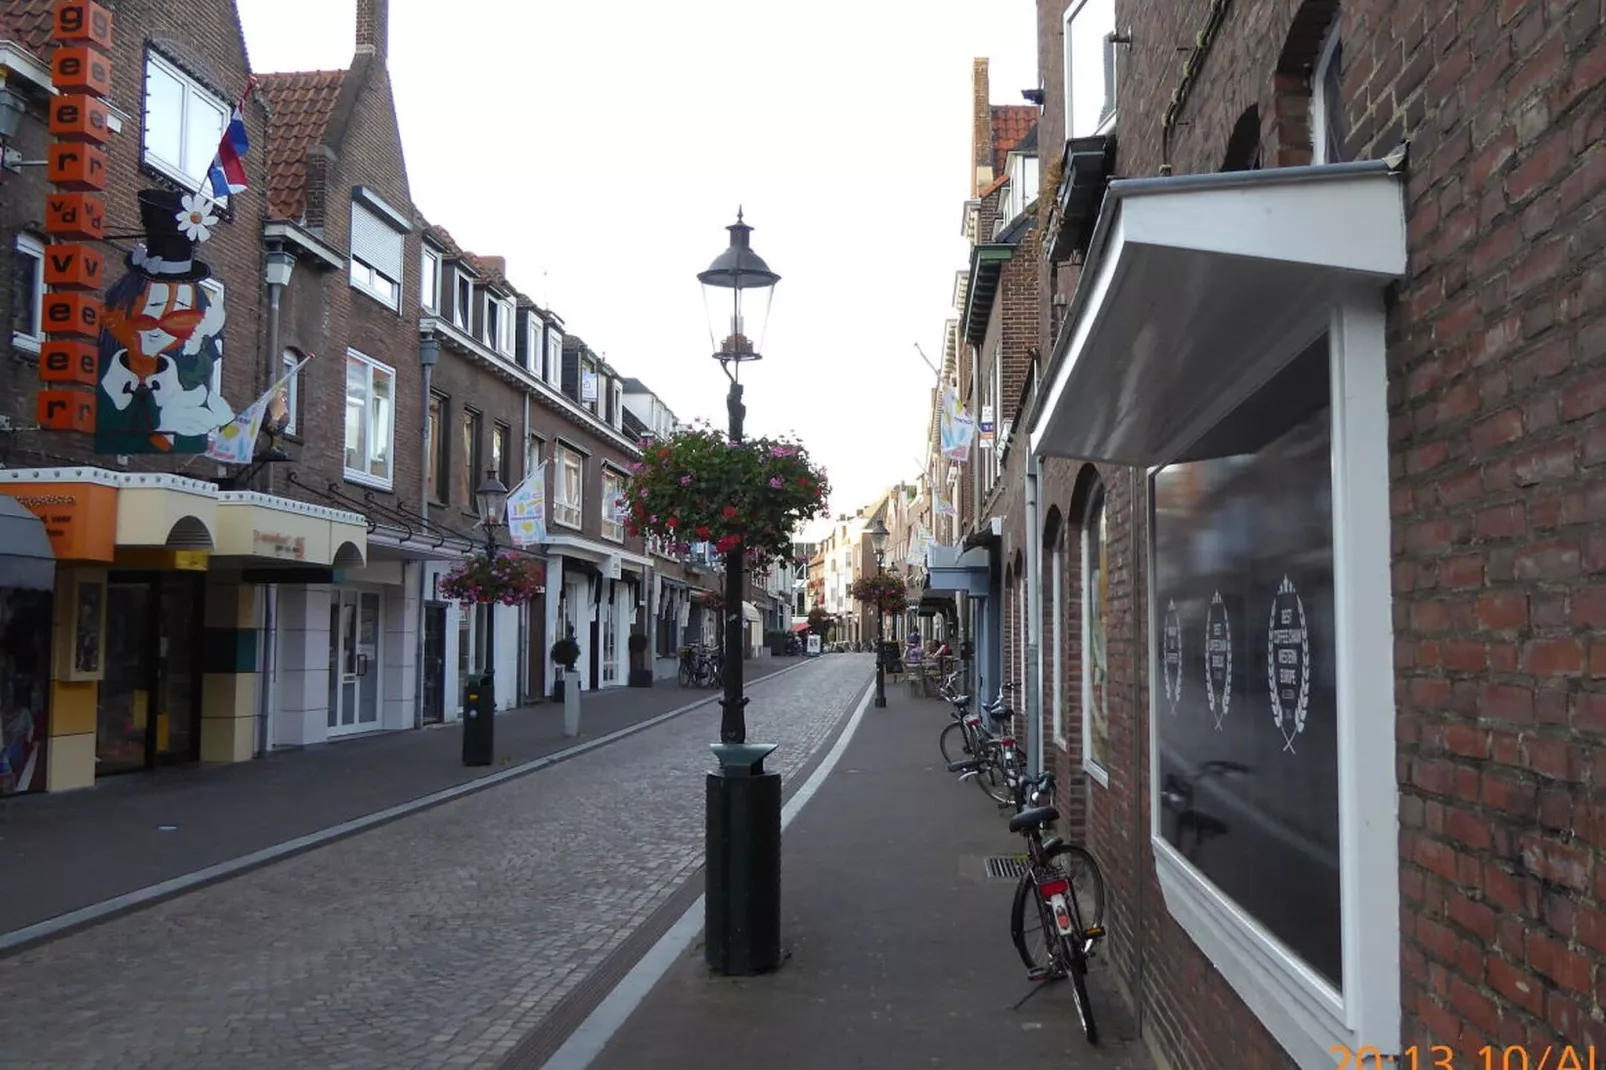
[237, 0, 1037, 517]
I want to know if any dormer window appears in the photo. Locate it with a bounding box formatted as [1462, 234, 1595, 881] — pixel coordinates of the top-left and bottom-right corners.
[420, 247, 441, 312]
[483, 295, 515, 355]
[453, 271, 473, 332]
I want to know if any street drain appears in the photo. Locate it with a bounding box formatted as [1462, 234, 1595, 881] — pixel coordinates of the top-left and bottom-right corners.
[984, 855, 1029, 880]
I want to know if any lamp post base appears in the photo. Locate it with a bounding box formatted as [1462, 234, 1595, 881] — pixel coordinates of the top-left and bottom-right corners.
[705, 742, 782, 976]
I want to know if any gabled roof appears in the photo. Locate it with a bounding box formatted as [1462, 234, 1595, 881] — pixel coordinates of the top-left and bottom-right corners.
[257, 69, 347, 221]
[990, 105, 1038, 175]
[0, 0, 56, 54]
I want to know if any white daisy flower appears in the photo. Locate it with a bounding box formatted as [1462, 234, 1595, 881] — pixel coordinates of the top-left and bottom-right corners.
[176, 194, 219, 244]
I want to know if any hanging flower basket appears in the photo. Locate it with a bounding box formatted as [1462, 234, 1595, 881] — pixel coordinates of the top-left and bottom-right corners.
[850, 572, 908, 615]
[622, 421, 831, 561]
[438, 551, 545, 606]
[696, 589, 726, 611]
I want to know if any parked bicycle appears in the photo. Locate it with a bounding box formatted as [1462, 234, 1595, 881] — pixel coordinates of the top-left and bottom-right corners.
[677, 645, 723, 688]
[938, 683, 1024, 805]
[950, 757, 1105, 1043]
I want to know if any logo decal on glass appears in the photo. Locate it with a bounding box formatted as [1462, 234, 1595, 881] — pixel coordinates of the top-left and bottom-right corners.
[1267, 574, 1311, 753]
[1204, 590, 1231, 730]
[1162, 599, 1183, 714]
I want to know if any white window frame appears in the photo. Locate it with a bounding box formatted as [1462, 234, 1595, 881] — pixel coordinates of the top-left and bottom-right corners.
[546, 330, 564, 386]
[282, 349, 300, 436]
[348, 201, 404, 311]
[1145, 300, 1399, 1067]
[1311, 24, 1343, 165]
[11, 233, 45, 353]
[481, 294, 514, 356]
[343, 348, 396, 490]
[1051, 526, 1065, 746]
[141, 51, 229, 201]
[420, 247, 441, 312]
[1081, 485, 1109, 786]
[454, 273, 473, 332]
[553, 444, 583, 530]
[526, 318, 543, 376]
[600, 465, 628, 543]
[1063, 0, 1118, 141]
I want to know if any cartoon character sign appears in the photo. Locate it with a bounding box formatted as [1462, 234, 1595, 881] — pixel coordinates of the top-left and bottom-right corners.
[94, 189, 235, 453]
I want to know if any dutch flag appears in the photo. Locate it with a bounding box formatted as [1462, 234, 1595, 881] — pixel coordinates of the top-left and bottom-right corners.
[205, 101, 250, 200]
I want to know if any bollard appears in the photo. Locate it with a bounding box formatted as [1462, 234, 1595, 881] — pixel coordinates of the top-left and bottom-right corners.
[462, 672, 494, 766]
[705, 742, 782, 975]
[562, 669, 582, 737]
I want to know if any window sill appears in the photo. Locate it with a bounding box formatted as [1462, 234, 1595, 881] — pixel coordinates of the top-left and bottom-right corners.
[551, 515, 582, 532]
[601, 530, 625, 544]
[142, 153, 229, 211]
[11, 332, 41, 355]
[1084, 759, 1110, 788]
[350, 278, 400, 313]
[343, 469, 394, 493]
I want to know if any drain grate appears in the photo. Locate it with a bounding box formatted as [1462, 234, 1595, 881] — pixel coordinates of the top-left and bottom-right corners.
[984, 855, 1030, 880]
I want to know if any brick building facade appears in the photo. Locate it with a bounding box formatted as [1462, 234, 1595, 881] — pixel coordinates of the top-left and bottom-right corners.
[929, 0, 1606, 1065]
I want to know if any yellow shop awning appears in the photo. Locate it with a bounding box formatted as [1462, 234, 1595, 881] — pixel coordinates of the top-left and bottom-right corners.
[215, 492, 368, 568]
[114, 473, 220, 550]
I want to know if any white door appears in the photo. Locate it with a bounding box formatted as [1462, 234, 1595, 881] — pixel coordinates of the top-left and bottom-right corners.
[601, 595, 620, 685]
[327, 589, 381, 736]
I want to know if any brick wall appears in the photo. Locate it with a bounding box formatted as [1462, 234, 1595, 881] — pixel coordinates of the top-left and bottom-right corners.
[1032, 0, 1606, 1064]
[0, 0, 269, 473]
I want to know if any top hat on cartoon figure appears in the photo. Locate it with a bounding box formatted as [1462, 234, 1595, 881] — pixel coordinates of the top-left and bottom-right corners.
[127, 189, 215, 283]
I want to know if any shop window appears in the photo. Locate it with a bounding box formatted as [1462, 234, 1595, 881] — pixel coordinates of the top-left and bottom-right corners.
[11, 233, 45, 353]
[1151, 334, 1340, 986]
[142, 50, 227, 198]
[601, 466, 627, 542]
[554, 444, 583, 529]
[0, 587, 54, 796]
[343, 348, 395, 488]
[1081, 485, 1109, 780]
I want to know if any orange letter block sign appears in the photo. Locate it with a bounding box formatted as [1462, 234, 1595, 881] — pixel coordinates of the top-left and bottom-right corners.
[37, 389, 97, 433]
[47, 142, 109, 191]
[51, 46, 113, 96]
[39, 341, 99, 387]
[49, 94, 111, 144]
[42, 244, 105, 290]
[53, 0, 114, 49]
[45, 192, 106, 240]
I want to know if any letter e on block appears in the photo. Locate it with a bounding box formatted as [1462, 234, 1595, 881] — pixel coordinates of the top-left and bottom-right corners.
[37, 389, 97, 434]
[45, 193, 106, 240]
[48, 94, 111, 144]
[52, 0, 114, 50]
[47, 143, 109, 191]
[42, 293, 101, 339]
[43, 244, 104, 290]
[52, 46, 113, 96]
[39, 340, 99, 387]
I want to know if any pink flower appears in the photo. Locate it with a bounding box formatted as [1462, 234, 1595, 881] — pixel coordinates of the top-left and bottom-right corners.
[680, 475, 693, 486]
[768, 477, 783, 489]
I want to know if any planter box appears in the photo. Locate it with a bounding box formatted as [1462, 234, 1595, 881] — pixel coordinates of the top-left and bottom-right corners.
[628, 668, 654, 688]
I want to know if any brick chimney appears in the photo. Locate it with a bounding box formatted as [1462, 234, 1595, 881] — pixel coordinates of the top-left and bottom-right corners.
[355, 0, 389, 64]
[479, 256, 506, 277]
[972, 57, 993, 198]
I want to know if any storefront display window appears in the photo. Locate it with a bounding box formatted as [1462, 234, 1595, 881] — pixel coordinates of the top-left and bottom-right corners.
[0, 588, 53, 795]
[1151, 334, 1341, 987]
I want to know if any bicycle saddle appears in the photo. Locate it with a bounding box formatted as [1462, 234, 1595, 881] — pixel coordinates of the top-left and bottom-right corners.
[1008, 805, 1059, 834]
[949, 695, 971, 707]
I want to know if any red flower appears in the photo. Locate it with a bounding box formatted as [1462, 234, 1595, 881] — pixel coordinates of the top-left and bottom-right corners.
[715, 534, 741, 552]
[667, 516, 679, 529]
[721, 505, 739, 519]
[696, 525, 712, 538]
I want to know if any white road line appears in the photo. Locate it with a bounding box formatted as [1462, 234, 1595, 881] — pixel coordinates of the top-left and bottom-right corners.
[539, 676, 876, 1070]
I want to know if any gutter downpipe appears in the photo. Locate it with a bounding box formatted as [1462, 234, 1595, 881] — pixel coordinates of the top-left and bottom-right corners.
[1025, 452, 1043, 777]
[416, 333, 440, 730]
[254, 262, 286, 760]
[519, 391, 532, 704]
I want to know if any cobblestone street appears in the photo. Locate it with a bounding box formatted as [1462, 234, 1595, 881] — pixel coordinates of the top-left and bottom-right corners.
[0, 658, 871, 1070]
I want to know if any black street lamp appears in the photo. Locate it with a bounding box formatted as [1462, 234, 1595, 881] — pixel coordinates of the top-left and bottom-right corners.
[866, 516, 889, 708]
[698, 210, 783, 976]
[463, 469, 509, 767]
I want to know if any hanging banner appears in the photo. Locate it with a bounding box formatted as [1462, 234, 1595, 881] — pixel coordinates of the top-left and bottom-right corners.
[507, 461, 548, 547]
[938, 384, 974, 463]
[205, 354, 308, 464]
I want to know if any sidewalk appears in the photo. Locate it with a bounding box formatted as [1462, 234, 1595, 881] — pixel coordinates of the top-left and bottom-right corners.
[582, 680, 1154, 1069]
[0, 658, 802, 938]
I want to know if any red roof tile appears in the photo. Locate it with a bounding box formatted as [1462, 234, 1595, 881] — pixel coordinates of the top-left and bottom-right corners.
[0, 0, 56, 55]
[257, 69, 347, 221]
[421, 220, 519, 297]
[991, 105, 1038, 175]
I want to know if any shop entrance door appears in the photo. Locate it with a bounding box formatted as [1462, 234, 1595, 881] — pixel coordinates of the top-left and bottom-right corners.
[422, 604, 446, 725]
[96, 575, 203, 775]
[327, 589, 381, 736]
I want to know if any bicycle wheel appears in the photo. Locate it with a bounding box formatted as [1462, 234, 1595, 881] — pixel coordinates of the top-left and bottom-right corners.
[1046, 843, 1106, 933]
[973, 754, 1013, 805]
[1060, 935, 1098, 1044]
[1009, 872, 1056, 971]
[939, 722, 968, 766]
[678, 659, 693, 687]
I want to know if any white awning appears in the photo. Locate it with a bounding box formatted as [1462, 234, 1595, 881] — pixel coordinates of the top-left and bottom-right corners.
[741, 600, 762, 622]
[925, 544, 990, 597]
[1029, 157, 1409, 467]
